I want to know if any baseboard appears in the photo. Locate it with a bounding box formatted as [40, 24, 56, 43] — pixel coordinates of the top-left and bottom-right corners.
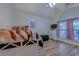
[57, 38, 79, 46]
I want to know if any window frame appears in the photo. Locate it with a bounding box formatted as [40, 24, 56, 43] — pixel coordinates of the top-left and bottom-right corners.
[57, 18, 74, 40]
[72, 18, 79, 41]
[57, 20, 68, 39]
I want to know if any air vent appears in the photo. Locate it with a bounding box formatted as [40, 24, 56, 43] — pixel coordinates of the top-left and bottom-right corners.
[65, 3, 71, 5]
[65, 3, 71, 7]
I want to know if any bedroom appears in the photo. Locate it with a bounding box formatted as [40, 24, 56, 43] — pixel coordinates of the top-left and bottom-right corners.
[0, 3, 79, 56]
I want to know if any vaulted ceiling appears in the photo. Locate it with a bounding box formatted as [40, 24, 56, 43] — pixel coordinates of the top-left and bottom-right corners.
[12, 3, 78, 19]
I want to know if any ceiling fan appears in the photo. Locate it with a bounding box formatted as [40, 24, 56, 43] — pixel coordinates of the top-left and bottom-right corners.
[49, 3, 56, 7]
[46, 3, 56, 8]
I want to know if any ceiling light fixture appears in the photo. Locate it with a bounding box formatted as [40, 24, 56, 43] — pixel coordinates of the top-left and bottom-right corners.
[48, 3, 56, 7]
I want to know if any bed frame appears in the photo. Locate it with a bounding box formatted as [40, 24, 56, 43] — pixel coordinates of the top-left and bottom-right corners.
[0, 40, 38, 50]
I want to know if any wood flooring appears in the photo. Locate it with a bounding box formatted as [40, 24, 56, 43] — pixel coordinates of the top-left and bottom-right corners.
[41, 40, 79, 56]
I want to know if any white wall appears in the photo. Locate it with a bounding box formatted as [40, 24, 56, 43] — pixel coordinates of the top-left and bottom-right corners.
[13, 10, 50, 35]
[0, 4, 14, 29]
[49, 6, 79, 39]
[58, 6, 79, 21]
[49, 5, 79, 24]
[0, 4, 50, 35]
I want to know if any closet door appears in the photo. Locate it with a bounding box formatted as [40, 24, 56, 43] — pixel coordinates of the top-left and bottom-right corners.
[59, 21, 67, 39]
[73, 19, 79, 41]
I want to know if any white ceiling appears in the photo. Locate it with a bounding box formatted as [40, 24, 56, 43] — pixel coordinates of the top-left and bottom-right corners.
[12, 3, 77, 19]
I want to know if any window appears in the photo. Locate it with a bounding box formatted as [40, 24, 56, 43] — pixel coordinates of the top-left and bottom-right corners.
[59, 22, 67, 39]
[73, 19, 79, 41]
[58, 18, 79, 41]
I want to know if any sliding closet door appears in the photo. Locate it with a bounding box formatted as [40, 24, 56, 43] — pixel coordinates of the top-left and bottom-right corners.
[73, 19, 79, 41]
[59, 21, 67, 39]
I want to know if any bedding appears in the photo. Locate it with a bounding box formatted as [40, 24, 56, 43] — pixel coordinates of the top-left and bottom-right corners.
[16, 29, 28, 41]
[22, 30, 32, 40]
[12, 26, 33, 42]
[22, 26, 33, 39]
[0, 28, 28, 44]
[0, 26, 43, 50]
[0, 29, 15, 44]
[0, 26, 35, 46]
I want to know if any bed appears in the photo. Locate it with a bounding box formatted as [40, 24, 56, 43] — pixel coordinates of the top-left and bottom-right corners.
[0, 26, 43, 50]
